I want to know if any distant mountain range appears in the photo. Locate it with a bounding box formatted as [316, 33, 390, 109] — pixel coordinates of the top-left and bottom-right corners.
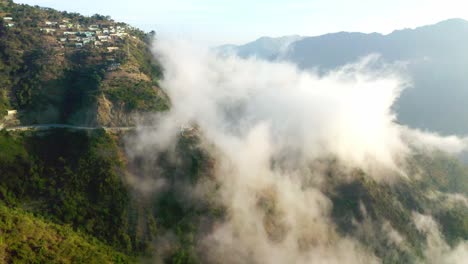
[219, 19, 468, 136]
[216, 35, 303, 60]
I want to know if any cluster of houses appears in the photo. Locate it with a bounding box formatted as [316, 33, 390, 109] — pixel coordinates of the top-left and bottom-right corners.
[1, 13, 144, 72]
[39, 19, 129, 51]
[2, 13, 131, 52]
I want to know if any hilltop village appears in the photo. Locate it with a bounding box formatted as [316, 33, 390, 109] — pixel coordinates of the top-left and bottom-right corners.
[0, 1, 166, 127]
[40, 19, 130, 51]
[2, 14, 135, 52]
[0, 0, 152, 58]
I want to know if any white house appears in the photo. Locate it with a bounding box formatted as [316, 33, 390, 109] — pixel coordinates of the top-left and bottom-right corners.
[69, 37, 82, 42]
[97, 35, 109, 40]
[3, 17, 13, 21]
[82, 37, 94, 44]
[41, 28, 56, 33]
[107, 47, 119, 52]
[108, 62, 121, 71]
[7, 110, 17, 116]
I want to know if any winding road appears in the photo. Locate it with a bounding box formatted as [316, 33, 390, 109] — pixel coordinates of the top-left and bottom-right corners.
[3, 124, 136, 132]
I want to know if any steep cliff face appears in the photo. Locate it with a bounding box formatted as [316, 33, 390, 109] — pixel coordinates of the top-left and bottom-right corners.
[97, 94, 140, 127]
[95, 38, 169, 127]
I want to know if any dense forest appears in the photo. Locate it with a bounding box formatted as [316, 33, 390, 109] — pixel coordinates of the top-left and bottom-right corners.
[0, 127, 222, 262]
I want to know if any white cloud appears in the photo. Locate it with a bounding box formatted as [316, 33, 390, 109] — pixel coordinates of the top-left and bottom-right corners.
[413, 213, 468, 264]
[125, 38, 468, 263]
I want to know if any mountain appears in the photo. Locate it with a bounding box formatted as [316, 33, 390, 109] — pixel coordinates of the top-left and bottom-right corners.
[216, 35, 303, 60]
[220, 19, 468, 135]
[283, 19, 468, 67]
[0, 1, 163, 261]
[0, 0, 168, 128]
[0, 2, 467, 263]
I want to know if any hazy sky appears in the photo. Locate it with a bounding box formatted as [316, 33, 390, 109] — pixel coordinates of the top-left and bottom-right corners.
[14, 0, 468, 45]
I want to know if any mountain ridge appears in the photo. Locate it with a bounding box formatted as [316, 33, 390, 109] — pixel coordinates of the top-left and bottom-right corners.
[216, 34, 303, 60]
[218, 18, 468, 135]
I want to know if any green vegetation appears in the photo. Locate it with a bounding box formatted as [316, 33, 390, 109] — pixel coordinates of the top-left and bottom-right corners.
[329, 154, 468, 263]
[0, 128, 221, 262]
[407, 151, 468, 195]
[104, 79, 168, 112]
[61, 47, 107, 123]
[126, 131, 223, 262]
[162, 134, 222, 263]
[0, 89, 10, 118]
[0, 203, 132, 263]
[101, 35, 168, 114]
[0, 10, 51, 112]
[0, 129, 132, 252]
[331, 176, 425, 263]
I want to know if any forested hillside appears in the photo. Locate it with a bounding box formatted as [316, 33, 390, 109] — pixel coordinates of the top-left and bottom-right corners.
[0, 127, 221, 262]
[0, 1, 173, 262]
[0, 0, 168, 127]
[0, 203, 132, 263]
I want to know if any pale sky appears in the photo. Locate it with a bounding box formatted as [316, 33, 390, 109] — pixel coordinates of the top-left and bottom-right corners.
[14, 0, 468, 45]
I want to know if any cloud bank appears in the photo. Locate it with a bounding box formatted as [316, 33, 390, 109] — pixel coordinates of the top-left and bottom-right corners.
[126, 39, 468, 263]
